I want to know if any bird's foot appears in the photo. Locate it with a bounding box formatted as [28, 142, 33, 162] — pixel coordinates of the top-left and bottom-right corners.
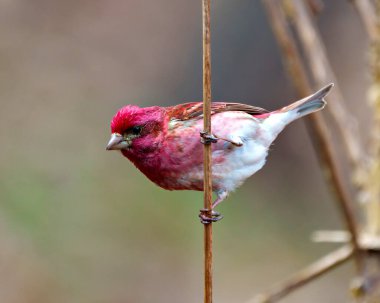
[200, 131, 218, 144]
[199, 209, 223, 224]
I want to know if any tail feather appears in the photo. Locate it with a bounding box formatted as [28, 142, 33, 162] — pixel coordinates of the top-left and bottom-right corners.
[279, 83, 333, 117]
[258, 84, 333, 145]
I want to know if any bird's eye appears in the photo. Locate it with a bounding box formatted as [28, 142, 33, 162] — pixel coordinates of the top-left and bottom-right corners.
[123, 126, 143, 138]
[131, 126, 142, 135]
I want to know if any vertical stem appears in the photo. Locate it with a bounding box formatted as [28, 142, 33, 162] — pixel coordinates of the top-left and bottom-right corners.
[352, 0, 380, 259]
[350, 4, 380, 235]
[262, 0, 363, 272]
[288, 0, 364, 172]
[366, 0, 380, 237]
[202, 0, 213, 303]
[287, 0, 366, 260]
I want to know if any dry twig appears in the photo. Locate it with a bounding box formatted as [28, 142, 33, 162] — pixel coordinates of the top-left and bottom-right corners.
[262, 0, 363, 272]
[286, 0, 365, 172]
[249, 245, 353, 303]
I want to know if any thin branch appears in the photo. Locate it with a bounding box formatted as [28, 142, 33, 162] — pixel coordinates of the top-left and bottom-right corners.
[262, 0, 363, 271]
[312, 230, 380, 251]
[202, 0, 213, 302]
[288, 0, 366, 172]
[247, 245, 354, 303]
[312, 230, 351, 243]
[350, 0, 379, 42]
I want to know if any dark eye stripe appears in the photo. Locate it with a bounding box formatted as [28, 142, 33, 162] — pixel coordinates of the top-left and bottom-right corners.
[131, 126, 142, 135]
[122, 125, 143, 137]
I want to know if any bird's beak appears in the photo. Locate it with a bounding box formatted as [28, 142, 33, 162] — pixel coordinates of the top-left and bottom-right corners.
[106, 133, 129, 150]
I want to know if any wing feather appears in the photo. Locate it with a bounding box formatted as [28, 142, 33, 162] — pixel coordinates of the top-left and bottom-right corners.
[167, 102, 267, 121]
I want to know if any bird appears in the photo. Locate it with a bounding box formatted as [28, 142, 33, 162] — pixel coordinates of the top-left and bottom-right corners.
[106, 84, 333, 223]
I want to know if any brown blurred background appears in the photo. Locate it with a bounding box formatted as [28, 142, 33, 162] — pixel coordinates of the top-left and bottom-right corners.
[0, 1, 369, 302]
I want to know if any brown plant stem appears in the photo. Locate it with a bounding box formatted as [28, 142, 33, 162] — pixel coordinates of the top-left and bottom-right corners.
[286, 0, 365, 172]
[249, 245, 354, 303]
[312, 230, 380, 251]
[202, 0, 213, 302]
[262, 0, 363, 271]
[348, 0, 380, 243]
[351, 0, 380, 241]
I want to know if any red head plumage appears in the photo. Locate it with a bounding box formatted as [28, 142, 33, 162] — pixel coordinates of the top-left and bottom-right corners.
[110, 105, 165, 133]
[109, 105, 166, 161]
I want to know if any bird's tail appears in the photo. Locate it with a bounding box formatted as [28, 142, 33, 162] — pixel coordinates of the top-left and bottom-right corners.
[277, 83, 333, 117]
[259, 84, 333, 144]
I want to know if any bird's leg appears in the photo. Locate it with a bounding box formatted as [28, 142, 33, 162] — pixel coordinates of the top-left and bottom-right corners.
[199, 209, 223, 224]
[200, 131, 218, 144]
[212, 190, 228, 208]
[201, 131, 243, 147]
[216, 134, 244, 146]
[214, 135, 244, 146]
[199, 190, 228, 224]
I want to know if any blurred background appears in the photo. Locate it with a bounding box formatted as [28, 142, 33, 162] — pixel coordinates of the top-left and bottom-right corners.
[0, 1, 370, 302]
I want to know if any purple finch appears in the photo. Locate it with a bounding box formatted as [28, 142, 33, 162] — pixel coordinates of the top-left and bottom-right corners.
[107, 84, 332, 219]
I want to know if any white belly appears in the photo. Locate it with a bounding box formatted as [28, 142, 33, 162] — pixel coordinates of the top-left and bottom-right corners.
[175, 111, 291, 193]
[212, 139, 268, 192]
[208, 112, 274, 192]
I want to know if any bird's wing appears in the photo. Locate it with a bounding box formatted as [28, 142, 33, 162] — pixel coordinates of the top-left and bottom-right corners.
[167, 102, 268, 121]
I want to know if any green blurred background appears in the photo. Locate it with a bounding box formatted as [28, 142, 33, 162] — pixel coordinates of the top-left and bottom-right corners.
[0, 1, 369, 302]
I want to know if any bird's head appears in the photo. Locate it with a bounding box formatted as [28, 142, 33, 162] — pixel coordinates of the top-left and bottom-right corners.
[106, 105, 165, 157]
